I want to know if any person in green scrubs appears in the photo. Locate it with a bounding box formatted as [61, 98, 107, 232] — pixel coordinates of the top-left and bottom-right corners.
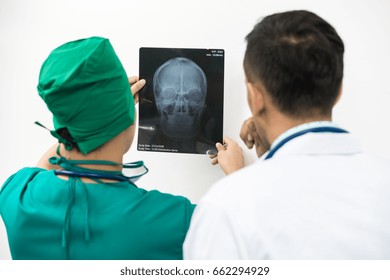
[0, 37, 195, 260]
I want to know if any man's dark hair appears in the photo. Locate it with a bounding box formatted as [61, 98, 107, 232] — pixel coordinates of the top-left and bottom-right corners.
[244, 10, 344, 118]
[57, 127, 79, 150]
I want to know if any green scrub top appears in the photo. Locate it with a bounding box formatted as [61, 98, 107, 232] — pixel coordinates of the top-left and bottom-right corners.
[0, 167, 195, 260]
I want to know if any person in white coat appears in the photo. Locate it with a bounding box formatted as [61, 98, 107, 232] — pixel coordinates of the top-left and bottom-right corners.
[183, 10, 390, 259]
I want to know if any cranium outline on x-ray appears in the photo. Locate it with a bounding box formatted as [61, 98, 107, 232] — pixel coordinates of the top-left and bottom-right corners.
[153, 57, 207, 140]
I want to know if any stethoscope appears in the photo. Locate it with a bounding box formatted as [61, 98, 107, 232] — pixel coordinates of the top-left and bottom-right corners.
[35, 124, 149, 183]
[264, 126, 349, 160]
[54, 167, 147, 183]
[51, 156, 148, 183]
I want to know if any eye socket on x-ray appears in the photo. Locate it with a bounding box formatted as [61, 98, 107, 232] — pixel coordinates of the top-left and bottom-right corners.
[187, 89, 204, 103]
[161, 88, 177, 100]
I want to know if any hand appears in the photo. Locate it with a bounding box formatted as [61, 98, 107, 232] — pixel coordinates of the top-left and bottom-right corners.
[239, 117, 268, 157]
[209, 136, 244, 175]
[129, 76, 146, 105]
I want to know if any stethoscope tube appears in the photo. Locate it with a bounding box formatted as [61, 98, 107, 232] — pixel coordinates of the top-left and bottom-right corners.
[54, 170, 129, 182]
[264, 126, 349, 160]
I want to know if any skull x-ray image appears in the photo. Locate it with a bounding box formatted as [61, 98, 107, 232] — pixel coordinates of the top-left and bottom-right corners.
[153, 57, 207, 140]
[138, 48, 224, 155]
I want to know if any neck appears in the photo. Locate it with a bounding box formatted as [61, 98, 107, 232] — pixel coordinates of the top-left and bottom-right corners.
[59, 139, 125, 173]
[266, 112, 332, 146]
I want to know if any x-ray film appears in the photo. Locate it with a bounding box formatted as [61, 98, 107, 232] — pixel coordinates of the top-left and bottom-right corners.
[138, 47, 224, 155]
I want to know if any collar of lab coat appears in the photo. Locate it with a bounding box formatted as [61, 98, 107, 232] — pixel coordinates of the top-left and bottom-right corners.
[260, 132, 362, 160]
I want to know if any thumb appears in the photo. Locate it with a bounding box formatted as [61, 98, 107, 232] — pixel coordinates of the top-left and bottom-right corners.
[216, 142, 226, 152]
[223, 136, 235, 147]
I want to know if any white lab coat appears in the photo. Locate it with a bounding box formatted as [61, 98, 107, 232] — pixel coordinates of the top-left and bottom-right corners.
[184, 132, 390, 259]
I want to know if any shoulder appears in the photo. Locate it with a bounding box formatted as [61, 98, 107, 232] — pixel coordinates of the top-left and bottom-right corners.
[145, 189, 196, 212]
[0, 167, 46, 212]
[362, 153, 390, 168]
[135, 188, 196, 223]
[1, 167, 45, 192]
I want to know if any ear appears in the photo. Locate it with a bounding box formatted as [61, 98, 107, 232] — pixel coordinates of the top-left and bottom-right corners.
[246, 81, 265, 115]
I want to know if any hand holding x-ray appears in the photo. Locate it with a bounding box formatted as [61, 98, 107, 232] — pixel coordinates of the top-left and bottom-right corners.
[128, 76, 146, 104]
[209, 136, 244, 175]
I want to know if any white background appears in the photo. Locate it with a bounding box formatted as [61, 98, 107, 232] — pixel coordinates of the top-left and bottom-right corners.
[1, 0, 390, 260]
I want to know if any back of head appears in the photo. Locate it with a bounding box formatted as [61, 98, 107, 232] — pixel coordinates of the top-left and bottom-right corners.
[37, 37, 135, 154]
[244, 10, 344, 118]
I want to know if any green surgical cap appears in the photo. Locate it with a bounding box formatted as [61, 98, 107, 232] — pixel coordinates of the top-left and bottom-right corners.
[37, 37, 135, 154]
